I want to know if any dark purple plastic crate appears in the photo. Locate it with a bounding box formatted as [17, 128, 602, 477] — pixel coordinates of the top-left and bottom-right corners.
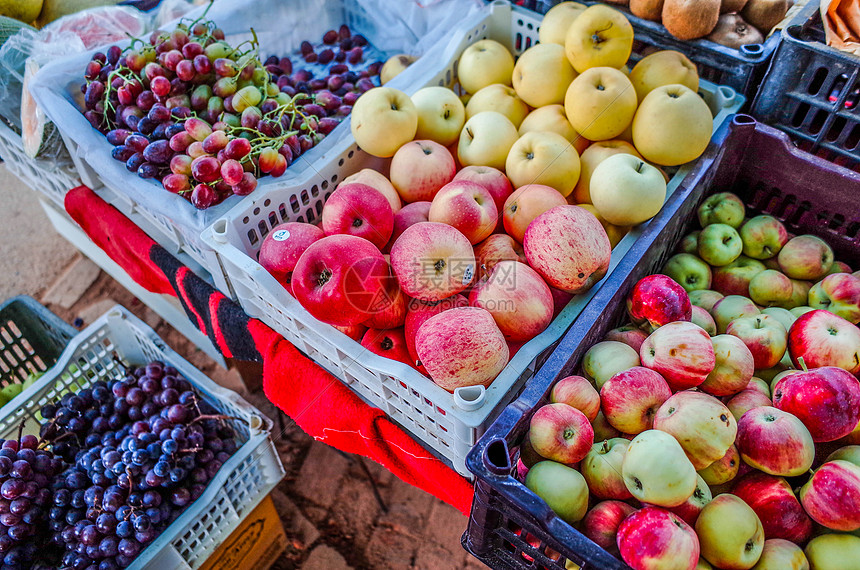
[509, 0, 779, 102]
[462, 116, 860, 570]
[752, 2, 860, 170]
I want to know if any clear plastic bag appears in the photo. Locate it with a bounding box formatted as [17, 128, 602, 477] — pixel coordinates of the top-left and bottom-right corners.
[40, 6, 152, 49]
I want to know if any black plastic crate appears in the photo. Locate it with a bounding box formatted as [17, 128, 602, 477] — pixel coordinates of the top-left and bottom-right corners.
[510, 0, 780, 102]
[0, 295, 77, 387]
[462, 115, 860, 569]
[752, 2, 860, 170]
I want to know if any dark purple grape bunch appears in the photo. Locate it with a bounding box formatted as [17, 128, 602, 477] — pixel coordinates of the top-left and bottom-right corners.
[39, 359, 240, 569]
[0, 432, 65, 570]
[40, 381, 117, 464]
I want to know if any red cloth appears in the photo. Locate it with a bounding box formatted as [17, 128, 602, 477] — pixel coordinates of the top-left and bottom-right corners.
[63, 186, 474, 515]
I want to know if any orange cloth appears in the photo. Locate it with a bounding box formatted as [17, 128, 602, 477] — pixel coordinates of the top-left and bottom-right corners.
[822, 0, 860, 55]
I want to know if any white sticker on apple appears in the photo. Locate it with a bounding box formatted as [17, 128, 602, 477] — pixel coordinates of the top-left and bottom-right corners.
[463, 264, 474, 285]
[272, 229, 291, 241]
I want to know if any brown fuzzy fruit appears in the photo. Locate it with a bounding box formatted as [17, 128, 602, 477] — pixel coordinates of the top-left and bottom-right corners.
[662, 0, 721, 40]
[707, 13, 764, 48]
[741, 0, 788, 34]
[720, 0, 749, 13]
[630, 0, 665, 21]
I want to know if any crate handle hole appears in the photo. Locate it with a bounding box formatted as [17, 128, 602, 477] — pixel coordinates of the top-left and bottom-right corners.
[483, 438, 511, 475]
[454, 385, 485, 410]
[732, 114, 756, 126]
[212, 219, 228, 243]
[740, 43, 763, 57]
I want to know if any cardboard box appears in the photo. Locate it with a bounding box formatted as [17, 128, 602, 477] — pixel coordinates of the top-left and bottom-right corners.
[200, 495, 287, 570]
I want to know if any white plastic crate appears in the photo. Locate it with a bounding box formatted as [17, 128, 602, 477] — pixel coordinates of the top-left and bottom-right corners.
[201, 2, 744, 478]
[28, 0, 472, 297]
[0, 305, 285, 569]
[0, 119, 80, 209]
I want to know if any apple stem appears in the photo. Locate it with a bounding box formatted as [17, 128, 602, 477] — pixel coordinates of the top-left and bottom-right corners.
[797, 356, 809, 373]
[635, 161, 644, 174]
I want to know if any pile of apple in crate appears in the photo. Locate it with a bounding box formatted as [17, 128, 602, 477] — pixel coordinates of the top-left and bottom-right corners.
[257, 3, 716, 392]
[521, 190, 860, 569]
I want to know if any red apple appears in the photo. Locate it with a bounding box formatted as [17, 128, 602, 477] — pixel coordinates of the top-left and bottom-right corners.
[808, 272, 860, 324]
[524, 205, 612, 294]
[321, 183, 394, 250]
[474, 233, 526, 281]
[428, 179, 498, 244]
[604, 325, 649, 353]
[360, 327, 414, 368]
[332, 323, 368, 341]
[640, 321, 715, 391]
[736, 406, 815, 477]
[503, 183, 567, 244]
[414, 306, 508, 390]
[787, 309, 860, 375]
[549, 286, 574, 318]
[726, 389, 772, 422]
[390, 201, 431, 246]
[389, 139, 456, 203]
[258, 222, 325, 288]
[292, 235, 390, 326]
[711, 256, 766, 297]
[403, 294, 468, 366]
[799, 460, 860, 531]
[390, 222, 476, 302]
[731, 471, 813, 543]
[626, 274, 693, 332]
[469, 260, 553, 342]
[726, 314, 787, 370]
[551, 375, 600, 421]
[772, 366, 860, 442]
[617, 507, 700, 570]
[453, 165, 513, 229]
[529, 402, 595, 464]
[364, 273, 408, 329]
[777, 235, 834, 281]
[600, 366, 672, 434]
[582, 500, 636, 555]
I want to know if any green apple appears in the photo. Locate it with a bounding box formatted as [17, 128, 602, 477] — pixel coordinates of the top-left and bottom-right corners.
[777, 235, 834, 281]
[457, 111, 519, 171]
[457, 39, 515, 94]
[712, 256, 766, 297]
[739, 215, 789, 260]
[826, 445, 860, 468]
[761, 307, 796, 332]
[790, 306, 815, 318]
[0, 383, 23, 402]
[0, 391, 10, 409]
[581, 438, 632, 500]
[749, 270, 793, 307]
[525, 461, 589, 524]
[410, 86, 466, 147]
[692, 305, 717, 336]
[621, 429, 698, 507]
[696, 494, 765, 569]
[350, 87, 418, 158]
[804, 534, 860, 570]
[700, 334, 755, 397]
[582, 341, 640, 389]
[808, 273, 860, 324]
[711, 295, 761, 334]
[827, 261, 854, 275]
[591, 411, 622, 443]
[652, 391, 738, 470]
[696, 558, 715, 570]
[664, 253, 713, 293]
[752, 539, 809, 570]
[780, 279, 812, 310]
[697, 444, 740, 486]
[679, 231, 701, 255]
[689, 290, 724, 312]
[698, 192, 746, 229]
[698, 223, 743, 267]
[590, 154, 667, 226]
